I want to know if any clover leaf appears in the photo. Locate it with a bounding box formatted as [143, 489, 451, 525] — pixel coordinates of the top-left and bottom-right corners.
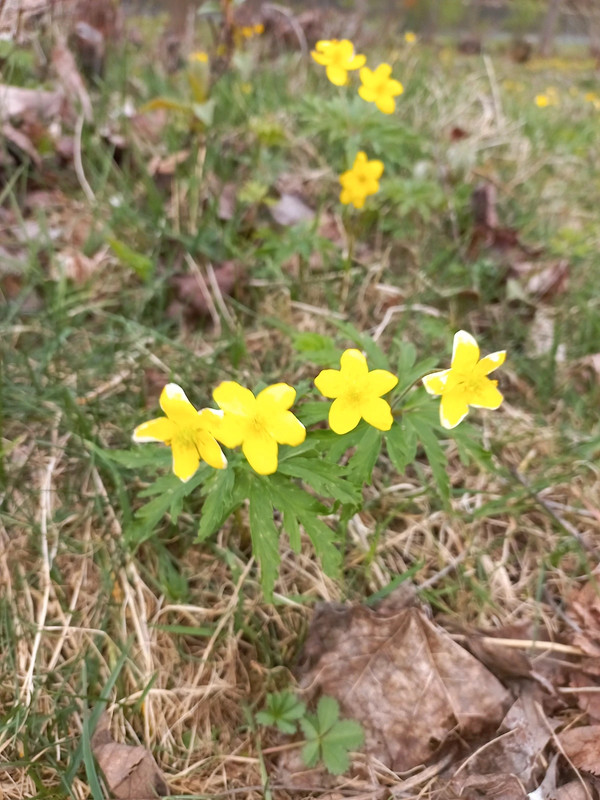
[299, 696, 364, 775]
[256, 691, 306, 735]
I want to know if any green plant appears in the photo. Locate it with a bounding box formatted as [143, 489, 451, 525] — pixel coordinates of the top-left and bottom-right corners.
[257, 693, 364, 776]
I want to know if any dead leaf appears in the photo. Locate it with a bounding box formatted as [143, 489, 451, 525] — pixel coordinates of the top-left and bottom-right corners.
[52, 41, 93, 122]
[441, 772, 527, 799]
[270, 193, 315, 226]
[558, 725, 600, 776]
[0, 84, 64, 121]
[296, 599, 511, 772]
[147, 150, 190, 178]
[91, 713, 169, 800]
[2, 122, 41, 167]
[461, 691, 556, 789]
[169, 261, 239, 320]
[51, 248, 106, 284]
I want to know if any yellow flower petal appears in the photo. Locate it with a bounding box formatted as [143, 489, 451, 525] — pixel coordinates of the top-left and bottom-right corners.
[358, 85, 377, 103]
[311, 49, 329, 65]
[326, 64, 348, 86]
[243, 429, 278, 475]
[171, 439, 200, 482]
[196, 430, 227, 470]
[257, 383, 296, 410]
[328, 397, 362, 434]
[376, 96, 396, 114]
[366, 159, 384, 180]
[360, 397, 394, 430]
[475, 350, 506, 376]
[422, 369, 451, 396]
[267, 411, 306, 446]
[213, 381, 256, 416]
[160, 383, 200, 423]
[439, 389, 470, 430]
[314, 368, 345, 398]
[469, 379, 504, 410]
[210, 411, 246, 448]
[365, 369, 398, 396]
[340, 348, 368, 379]
[451, 330, 480, 371]
[347, 53, 366, 70]
[132, 417, 176, 443]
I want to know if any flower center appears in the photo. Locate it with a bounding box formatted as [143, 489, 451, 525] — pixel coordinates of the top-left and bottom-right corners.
[173, 426, 199, 449]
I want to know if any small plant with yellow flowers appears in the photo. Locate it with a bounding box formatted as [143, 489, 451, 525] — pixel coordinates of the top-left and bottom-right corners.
[125, 330, 507, 599]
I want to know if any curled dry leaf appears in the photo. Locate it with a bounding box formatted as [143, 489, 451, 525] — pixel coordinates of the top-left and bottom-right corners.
[91, 713, 169, 800]
[296, 599, 511, 772]
[0, 84, 64, 121]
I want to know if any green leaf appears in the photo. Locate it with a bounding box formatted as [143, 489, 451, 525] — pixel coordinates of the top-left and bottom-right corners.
[108, 237, 153, 279]
[299, 696, 364, 776]
[385, 418, 418, 474]
[127, 470, 206, 544]
[268, 478, 341, 577]
[347, 426, 382, 485]
[277, 457, 359, 506]
[296, 401, 330, 426]
[256, 691, 306, 735]
[327, 320, 389, 369]
[248, 478, 280, 601]
[407, 414, 450, 505]
[197, 467, 236, 541]
[103, 447, 171, 471]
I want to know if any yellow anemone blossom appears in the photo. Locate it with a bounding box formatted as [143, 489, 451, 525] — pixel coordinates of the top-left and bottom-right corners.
[212, 382, 306, 475]
[133, 383, 227, 481]
[189, 51, 209, 63]
[422, 331, 506, 430]
[339, 151, 384, 209]
[310, 39, 366, 86]
[358, 63, 404, 114]
[404, 31, 417, 44]
[314, 349, 398, 435]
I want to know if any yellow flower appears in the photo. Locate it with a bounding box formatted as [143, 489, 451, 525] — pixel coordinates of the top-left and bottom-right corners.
[212, 382, 306, 475]
[535, 93, 550, 107]
[254, 23, 264, 34]
[422, 331, 506, 430]
[314, 349, 398, 435]
[310, 39, 366, 86]
[358, 63, 404, 114]
[189, 51, 209, 63]
[133, 384, 227, 481]
[339, 151, 384, 209]
[404, 31, 417, 44]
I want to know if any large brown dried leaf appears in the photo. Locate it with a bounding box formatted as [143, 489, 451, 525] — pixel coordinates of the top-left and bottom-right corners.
[297, 601, 511, 772]
[559, 725, 600, 776]
[0, 84, 64, 121]
[461, 690, 556, 790]
[91, 713, 169, 800]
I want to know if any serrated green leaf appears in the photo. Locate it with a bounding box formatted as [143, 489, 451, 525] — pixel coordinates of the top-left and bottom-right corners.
[407, 415, 450, 505]
[321, 743, 351, 776]
[197, 467, 236, 541]
[104, 447, 171, 470]
[277, 457, 358, 505]
[385, 418, 418, 474]
[248, 479, 280, 600]
[316, 696, 339, 731]
[395, 355, 440, 396]
[256, 691, 306, 734]
[299, 515, 341, 578]
[301, 738, 320, 768]
[296, 401, 330, 426]
[126, 470, 205, 544]
[347, 426, 382, 485]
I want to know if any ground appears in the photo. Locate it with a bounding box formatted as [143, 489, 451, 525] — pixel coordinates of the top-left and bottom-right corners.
[1, 5, 600, 799]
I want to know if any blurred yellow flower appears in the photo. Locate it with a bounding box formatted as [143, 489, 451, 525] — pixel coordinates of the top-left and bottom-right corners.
[315, 349, 398, 435]
[189, 51, 208, 63]
[535, 94, 550, 107]
[358, 63, 404, 114]
[536, 86, 559, 107]
[212, 382, 306, 475]
[422, 331, 506, 429]
[311, 39, 366, 86]
[133, 383, 227, 481]
[404, 31, 417, 44]
[339, 151, 384, 209]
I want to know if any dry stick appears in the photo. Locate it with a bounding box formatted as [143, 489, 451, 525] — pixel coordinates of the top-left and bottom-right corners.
[206, 261, 235, 328]
[371, 303, 442, 342]
[21, 418, 66, 706]
[184, 253, 221, 335]
[483, 53, 503, 128]
[73, 113, 95, 204]
[450, 633, 584, 657]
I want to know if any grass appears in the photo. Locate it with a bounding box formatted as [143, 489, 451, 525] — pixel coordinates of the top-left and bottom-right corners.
[2, 10, 600, 798]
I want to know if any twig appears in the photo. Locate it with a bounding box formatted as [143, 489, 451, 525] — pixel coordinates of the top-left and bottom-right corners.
[185, 253, 221, 335]
[450, 633, 584, 656]
[73, 113, 95, 204]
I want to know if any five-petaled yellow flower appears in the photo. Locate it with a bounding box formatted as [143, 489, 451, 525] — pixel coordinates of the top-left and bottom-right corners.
[314, 349, 398, 435]
[133, 383, 227, 482]
[339, 151, 384, 209]
[212, 382, 306, 475]
[358, 63, 404, 114]
[422, 331, 506, 430]
[311, 39, 366, 86]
